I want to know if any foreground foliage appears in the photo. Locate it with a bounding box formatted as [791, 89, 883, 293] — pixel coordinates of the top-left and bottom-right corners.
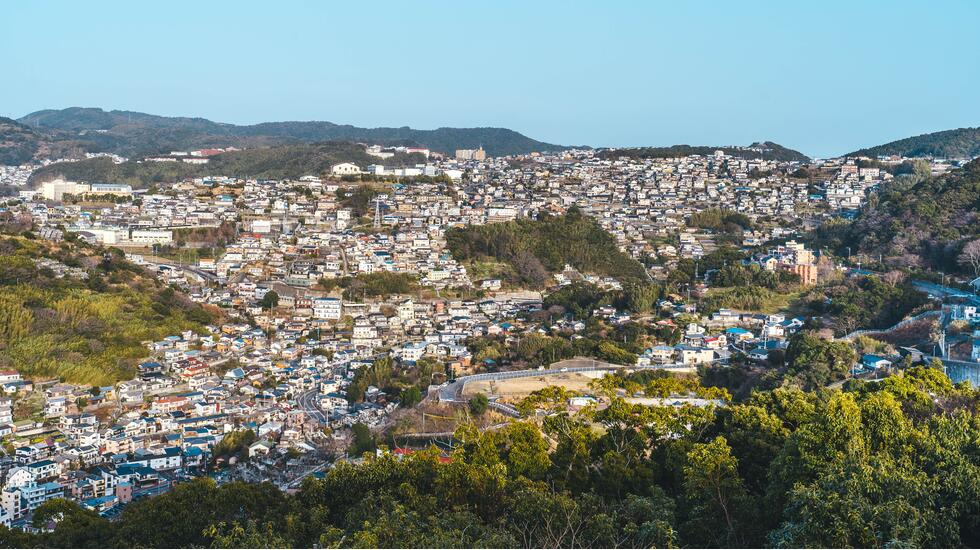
[4, 367, 978, 548]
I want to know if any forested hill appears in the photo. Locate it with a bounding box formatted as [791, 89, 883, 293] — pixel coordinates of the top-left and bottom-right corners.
[848, 127, 980, 159]
[27, 142, 425, 187]
[446, 209, 649, 287]
[15, 107, 565, 158]
[599, 141, 810, 162]
[811, 158, 980, 274]
[0, 117, 90, 165]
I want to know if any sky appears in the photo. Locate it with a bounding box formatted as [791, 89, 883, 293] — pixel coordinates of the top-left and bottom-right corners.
[2, 0, 978, 157]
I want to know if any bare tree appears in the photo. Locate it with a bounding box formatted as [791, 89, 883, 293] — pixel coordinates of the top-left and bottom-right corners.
[958, 239, 980, 276]
[882, 270, 905, 287]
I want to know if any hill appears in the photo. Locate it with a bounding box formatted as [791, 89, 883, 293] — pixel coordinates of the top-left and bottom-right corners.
[0, 232, 216, 385]
[599, 141, 810, 162]
[811, 158, 980, 274]
[848, 127, 980, 159]
[15, 107, 565, 158]
[446, 208, 649, 287]
[27, 142, 426, 187]
[0, 117, 90, 165]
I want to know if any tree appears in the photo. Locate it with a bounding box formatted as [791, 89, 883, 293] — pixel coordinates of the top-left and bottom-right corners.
[958, 239, 980, 276]
[204, 520, 288, 548]
[469, 392, 489, 416]
[682, 436, 750, 546]
[399, 386, 422, 408]
[785, 332, 856, 389]
[258, 291, 279, 310]
[349, 423, 376, 456]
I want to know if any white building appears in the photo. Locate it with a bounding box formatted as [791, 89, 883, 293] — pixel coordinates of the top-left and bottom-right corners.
[313, 298, 342, 320]
[40, 179, 89, 201]
[130, 230, 174, 245]
[330, 163, 362, 176]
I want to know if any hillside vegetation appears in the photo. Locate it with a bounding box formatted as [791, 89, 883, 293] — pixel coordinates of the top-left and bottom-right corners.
[0, 235, 215, 385]
[0, 117, 88, 165]
[600, 141, 810, 162]
[849, 127, 980, 159]
[3, 367, 979, 548]
[15, 107, 565, 158]
[27, 142, 423, 187]
[811, 158, 980, 274]
[446, 208, 649, 287]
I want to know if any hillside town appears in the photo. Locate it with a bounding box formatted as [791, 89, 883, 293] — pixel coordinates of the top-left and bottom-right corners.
[0, 143, 977, 529]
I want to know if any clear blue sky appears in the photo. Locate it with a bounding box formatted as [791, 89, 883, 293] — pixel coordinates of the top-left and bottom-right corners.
[2, 0, 978, 157]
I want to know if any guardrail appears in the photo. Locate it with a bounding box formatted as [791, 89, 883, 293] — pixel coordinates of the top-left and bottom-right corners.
[842, 309, 941, 341]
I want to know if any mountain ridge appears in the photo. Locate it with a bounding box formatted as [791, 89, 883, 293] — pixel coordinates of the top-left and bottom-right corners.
[598, 140, 811, 162]
[848, 127, 980, 159]
[15, 107, 567, 158]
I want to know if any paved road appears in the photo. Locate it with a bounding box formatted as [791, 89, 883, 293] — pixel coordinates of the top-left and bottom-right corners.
[143, 256, 220, 283]
[297, 389, 328, 423]
[850, 268, 980, 306]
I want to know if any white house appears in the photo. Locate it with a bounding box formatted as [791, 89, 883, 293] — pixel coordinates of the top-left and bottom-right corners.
[330, 163, 362, 176]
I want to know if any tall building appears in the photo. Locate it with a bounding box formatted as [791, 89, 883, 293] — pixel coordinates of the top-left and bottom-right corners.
[454, 146, 486, 161]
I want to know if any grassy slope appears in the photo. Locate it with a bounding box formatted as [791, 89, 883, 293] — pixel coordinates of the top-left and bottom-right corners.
[0, 236, 214, 385]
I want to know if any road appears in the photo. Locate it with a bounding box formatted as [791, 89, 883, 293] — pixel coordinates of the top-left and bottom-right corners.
[435, 356, 722, 409]
[297, 389, 328, 423]
[850, 268, 980, 306]
[142, 256, 220, 283]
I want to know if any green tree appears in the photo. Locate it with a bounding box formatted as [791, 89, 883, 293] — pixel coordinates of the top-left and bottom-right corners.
[469, 392, 489, 416]
[258, 291, 279, 310]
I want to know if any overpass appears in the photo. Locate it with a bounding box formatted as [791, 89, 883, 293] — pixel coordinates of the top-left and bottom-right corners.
[142, 256, 220, 283]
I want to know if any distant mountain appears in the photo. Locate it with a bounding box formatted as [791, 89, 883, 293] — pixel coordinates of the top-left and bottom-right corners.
[848, 127, 980, 159]
[15, 107, 565, 159]
[28, 142, 426, 188]
[599, 141, 810, 163]
[0, 116, 90, 165]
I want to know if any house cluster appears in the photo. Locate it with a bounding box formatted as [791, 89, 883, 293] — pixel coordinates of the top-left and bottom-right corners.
[635, 307, 806, 367]
[1, 143, 970, 529]
[747, 240, 820, 286]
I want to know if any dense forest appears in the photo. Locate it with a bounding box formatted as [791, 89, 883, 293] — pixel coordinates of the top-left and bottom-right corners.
[446, 208, 649, 287]
[599, 141, 810, 163]
[27, 143, 425, 188]
[2, 366, 977, 548]
[14, 107, 565, 158]
[811, 158, 980, 274]
[0, 234, 214, 385]
[849, 127, 980, 159]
